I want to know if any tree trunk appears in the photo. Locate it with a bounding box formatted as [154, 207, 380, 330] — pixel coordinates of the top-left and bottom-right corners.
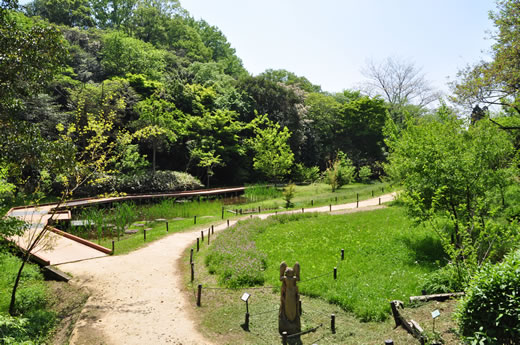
[9, 254, 29, 315]
[152, 139, 156, 175]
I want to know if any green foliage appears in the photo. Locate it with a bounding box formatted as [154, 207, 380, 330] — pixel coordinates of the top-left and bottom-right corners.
[77, 170, 203, 195]
[420, 263, 467, 294]
[452, 0, 520, 111]
[324, 152, 356, 192]
[0, 253, 55, 343]
[206, 207, 442, 321]
[386, 107, 519, 281]
[0, 10, 67, 115]
[282, 183, 295, 208]
[101, 31, 166, 80]
[26, 0, 95, 27]
[112, 202, 137, 239]
[259, 68, 321, 93]
[243, 184, 282, 202]
[247, 115, 294, 181]
[292, 163, 320, 184]
[457, 249, 520, 343]
[137, 198, 223, 220]
[357, 166, 372, 183]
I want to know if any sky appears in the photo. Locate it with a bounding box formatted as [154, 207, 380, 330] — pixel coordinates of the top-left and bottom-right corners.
[180, 0, 496, 95]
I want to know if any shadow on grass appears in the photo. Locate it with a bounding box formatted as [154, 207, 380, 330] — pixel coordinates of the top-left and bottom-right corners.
[400, 234, 447, 269]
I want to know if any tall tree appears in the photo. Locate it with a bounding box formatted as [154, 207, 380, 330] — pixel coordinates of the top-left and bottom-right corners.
[0, 7, 67, 116]
[25, 0, 95, 27]
[452, 0, 520, 114]
[246, 115, 294, 182]
[386, 105, 518, 285]
[134, 95, 182, 174]
[361, 57, 439, 126]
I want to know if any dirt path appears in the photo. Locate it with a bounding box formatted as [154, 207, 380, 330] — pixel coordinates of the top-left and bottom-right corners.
[58, 193, 396, 345]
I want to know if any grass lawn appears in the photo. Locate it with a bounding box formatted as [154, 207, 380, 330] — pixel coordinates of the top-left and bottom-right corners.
[255, 206, 445, 321]
[68, 182, 394, 255]
[98, 215, 219, 255]
[238, 182, 392, 211]
[189, 205, 451, 344]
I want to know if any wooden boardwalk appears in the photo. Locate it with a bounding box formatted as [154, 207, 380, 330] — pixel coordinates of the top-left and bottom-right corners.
[6, 186, 245, 265]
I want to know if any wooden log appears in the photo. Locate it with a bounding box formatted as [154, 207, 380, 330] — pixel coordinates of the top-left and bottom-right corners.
[409, 292, 465, 303]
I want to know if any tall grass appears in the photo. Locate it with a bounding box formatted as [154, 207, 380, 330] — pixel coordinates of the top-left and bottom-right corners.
[137, 198, 224, 220]
[204, 206, 445, 322]
[243, 184, 282, 202]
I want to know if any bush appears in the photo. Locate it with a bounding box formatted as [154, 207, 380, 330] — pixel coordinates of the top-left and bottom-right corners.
[323, 152, 356, 192]
[292, 163, 320, 184]
[457, 249, 520, 343]
[358, 166, 372, 183]
[282, 183, 295, 208]
[76, 170, 203, 196]
[420, 263, 468, 294]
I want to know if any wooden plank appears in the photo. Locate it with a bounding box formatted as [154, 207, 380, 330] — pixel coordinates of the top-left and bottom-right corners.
[48, 227, 112, 255]
[409, 292, 464, 303]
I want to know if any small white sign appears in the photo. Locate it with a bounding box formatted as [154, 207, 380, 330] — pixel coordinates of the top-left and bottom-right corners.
[241, 292, 250, 302]
[431, 309, 440, 319]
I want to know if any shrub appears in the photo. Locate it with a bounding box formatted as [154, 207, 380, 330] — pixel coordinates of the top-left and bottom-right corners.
[420, 263, 468, 294]
[457, 249, 520, 343]
[282, 183, 295, 208]
[358, 166, 372, 183]
[323, 152, 355, 192]
[75, 170, 203, 196]
[292, 163, 320, 184]
[0, 314, 31, 344]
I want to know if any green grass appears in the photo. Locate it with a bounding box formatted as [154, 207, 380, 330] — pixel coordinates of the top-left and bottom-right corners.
[203, 206, 445, 322]
[137, 198, 225, 220]
[0, 252, 56, 343]
[236, 182, 392, 212]
[67, 182, 395, 255]
[98, 215, 219, 255]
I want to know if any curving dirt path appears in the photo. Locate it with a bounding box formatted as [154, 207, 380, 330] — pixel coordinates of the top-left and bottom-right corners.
[57, 193, 396, 345]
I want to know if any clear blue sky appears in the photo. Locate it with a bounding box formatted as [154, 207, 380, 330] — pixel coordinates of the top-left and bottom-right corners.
[180, 0, 495, 95]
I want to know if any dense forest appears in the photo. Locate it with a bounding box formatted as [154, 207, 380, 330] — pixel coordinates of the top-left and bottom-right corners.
[0, 0, 430, 200]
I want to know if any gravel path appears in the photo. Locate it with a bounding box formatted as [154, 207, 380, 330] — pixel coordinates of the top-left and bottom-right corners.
[57, 193, 396, 345]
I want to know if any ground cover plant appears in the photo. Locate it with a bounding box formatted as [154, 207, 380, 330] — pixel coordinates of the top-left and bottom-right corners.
[0, 252, 56, 344]
[204, 206, 445, 322]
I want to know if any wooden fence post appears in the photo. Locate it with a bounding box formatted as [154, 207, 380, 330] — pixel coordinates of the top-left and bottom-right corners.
[197, 284, 202, 306]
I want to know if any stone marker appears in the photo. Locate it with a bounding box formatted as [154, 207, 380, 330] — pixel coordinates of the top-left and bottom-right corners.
[279, 261, 301, 336]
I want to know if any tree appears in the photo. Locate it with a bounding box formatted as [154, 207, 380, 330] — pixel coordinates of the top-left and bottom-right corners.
[134, 95, 182, 174]
[238, 75, 308, 160]
[386, 105, 518, 285]
[247, 115, 294, 182]
[10, 94, 128, 315]
[361, 57, 439, 125]
[101, 31, 166, 80]
[259, 68, 321, 93]
[324, 151, 355, 192]
[452, 0, 520, 114]
[0, 7, 67, 116]
[90, 0, 137, 29]
[26, 0, 95, 27]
